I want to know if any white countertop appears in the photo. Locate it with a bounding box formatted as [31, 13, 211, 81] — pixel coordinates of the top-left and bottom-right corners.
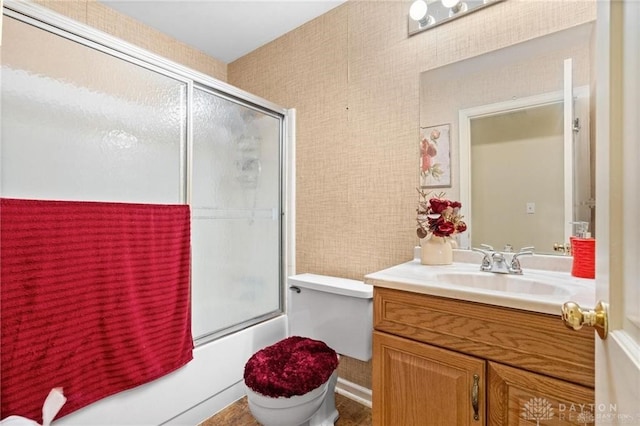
[364, 259, 595, 316]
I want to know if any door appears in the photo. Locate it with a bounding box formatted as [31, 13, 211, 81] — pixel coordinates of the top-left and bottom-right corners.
[594, 0, 640, 422]
[488, 362, 594, 425]
[373, 331, 485, 426]
[190, 86, 284, 344]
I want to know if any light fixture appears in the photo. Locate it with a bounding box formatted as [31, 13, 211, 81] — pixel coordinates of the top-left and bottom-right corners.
[409, 0, 434, 28]
[408, 0, 505, 37]
[441, 0, 468, 16]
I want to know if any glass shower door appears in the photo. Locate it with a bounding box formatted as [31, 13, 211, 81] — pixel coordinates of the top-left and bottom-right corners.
[191, 86, 283, 344]
[0, 16, 186, 203]
[1, 12, 287, 348]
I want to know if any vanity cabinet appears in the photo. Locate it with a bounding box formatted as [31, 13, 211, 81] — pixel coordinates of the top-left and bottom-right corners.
[374, 331, 486, 425]
[372, 287, 595, 426]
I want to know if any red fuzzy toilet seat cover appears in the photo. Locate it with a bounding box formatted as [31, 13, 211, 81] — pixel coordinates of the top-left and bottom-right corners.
[244, 336, 339, 398]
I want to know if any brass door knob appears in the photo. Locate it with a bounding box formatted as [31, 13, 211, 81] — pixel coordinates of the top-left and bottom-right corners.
[562, 301, 608, 339]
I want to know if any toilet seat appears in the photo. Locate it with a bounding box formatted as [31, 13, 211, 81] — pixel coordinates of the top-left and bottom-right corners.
[243, 336, 339, 398]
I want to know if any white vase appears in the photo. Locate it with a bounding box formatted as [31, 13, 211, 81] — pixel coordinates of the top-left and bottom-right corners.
[421, 236, 453, 265]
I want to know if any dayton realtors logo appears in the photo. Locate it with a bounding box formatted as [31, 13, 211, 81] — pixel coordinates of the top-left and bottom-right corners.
[521, 397, 599, 425]
[521, 397, 554, 425]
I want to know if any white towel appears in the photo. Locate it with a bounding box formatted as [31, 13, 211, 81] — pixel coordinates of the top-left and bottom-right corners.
[0, 389, 66, 426]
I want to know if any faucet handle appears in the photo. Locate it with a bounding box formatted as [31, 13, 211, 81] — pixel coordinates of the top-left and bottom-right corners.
[472, 246, 491, 256]
[472, 247, 493, 271]
[510, 249, 534, 274]
[513, 249, 534, 261]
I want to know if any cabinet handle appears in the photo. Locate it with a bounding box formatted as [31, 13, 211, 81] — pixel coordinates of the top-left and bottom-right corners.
[471, 374, 480, 421]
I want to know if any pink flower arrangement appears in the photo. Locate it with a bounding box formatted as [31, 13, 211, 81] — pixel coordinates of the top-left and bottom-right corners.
[416, 189, 467, 239]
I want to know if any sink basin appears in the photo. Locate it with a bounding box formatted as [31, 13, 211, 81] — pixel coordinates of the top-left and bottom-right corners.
[365, 259, 595, 315]
[434, 271, 572, 296]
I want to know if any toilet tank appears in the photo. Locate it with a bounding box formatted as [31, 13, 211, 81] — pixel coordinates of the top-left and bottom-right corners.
[288, 273, 373, 362]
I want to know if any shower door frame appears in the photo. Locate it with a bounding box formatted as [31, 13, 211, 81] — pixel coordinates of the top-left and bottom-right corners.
[2, 0, 293, 346]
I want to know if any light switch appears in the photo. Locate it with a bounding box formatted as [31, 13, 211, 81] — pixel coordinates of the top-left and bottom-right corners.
[526, 202, 535, 214]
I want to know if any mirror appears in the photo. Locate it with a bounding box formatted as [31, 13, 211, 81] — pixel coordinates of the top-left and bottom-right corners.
[419, 22, 595, 255]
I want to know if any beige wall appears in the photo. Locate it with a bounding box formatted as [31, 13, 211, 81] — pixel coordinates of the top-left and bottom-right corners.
[31, 0, 227, 81]
[229, 0, 596, 388]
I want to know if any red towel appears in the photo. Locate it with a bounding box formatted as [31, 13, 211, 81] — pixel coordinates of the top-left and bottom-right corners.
[1, 198, 193, 422]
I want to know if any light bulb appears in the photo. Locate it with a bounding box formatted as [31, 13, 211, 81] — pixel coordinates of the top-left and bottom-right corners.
[442, 0, 467, 15]
[441, 0, 460, 8]
[409, 0, 428, 21]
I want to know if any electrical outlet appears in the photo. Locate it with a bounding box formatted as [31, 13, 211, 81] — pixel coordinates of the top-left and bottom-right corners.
[526, 202, 535, 214]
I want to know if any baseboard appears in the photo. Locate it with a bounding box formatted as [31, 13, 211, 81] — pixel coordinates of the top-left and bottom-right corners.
[335, 377, 372, 408]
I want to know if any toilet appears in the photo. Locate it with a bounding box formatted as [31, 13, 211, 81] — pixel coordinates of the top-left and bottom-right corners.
[243, 273, 373, 426]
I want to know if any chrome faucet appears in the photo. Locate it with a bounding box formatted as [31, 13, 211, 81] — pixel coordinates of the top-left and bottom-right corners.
[472, 244, 534, 275]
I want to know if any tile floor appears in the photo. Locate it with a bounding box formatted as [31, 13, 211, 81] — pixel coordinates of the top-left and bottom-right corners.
[199, 393, 372, 426]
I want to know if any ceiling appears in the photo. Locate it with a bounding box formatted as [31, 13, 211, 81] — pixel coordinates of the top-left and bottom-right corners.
[97, 0, 347, 64]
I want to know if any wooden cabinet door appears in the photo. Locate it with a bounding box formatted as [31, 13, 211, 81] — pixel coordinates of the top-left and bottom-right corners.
[373, 331, 486, 426]
[488, 362, 595, 425]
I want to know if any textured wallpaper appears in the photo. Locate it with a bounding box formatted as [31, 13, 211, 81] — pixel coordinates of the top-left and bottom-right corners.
[32, 0, 227, 81]
[229, 0, 597, 388]
[229, 0, 596, 280]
